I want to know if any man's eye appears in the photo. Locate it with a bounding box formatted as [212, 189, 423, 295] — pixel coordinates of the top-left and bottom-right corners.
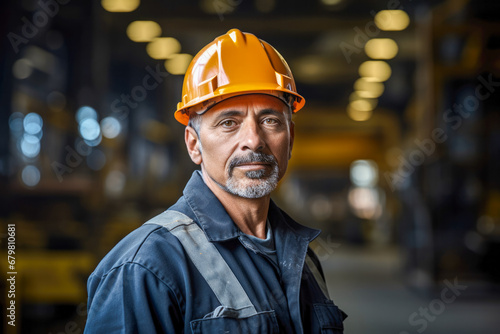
[263, 118, 279, 125]
[220, 120, 236, 127]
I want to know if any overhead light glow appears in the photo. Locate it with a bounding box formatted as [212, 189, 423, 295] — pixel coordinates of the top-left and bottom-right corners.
[349, 93, 378, 109]
[84, 134, 102, 147]
[146, 37, 181, 59]
[79, 118, 101, 141]
[22, 165, 41, 187]
[105, 170, 126, 196]
[354, 78, 385, 98]
[350, 99, 376, 112]
[9, 112, 24, 134]
[200, 0, 235, 14]
[76, 106, 98, 123]
[359, 61, 392, 82]
[349, 91, 362, 101]
[13, 59, 33, 79]
[21, 134, 41, 158]
[165, 53, 193, 75]
[350, 160, 378, 187]
[101, 117, 121, 139]
[364, 38, 399, 59]
[101, 0, 140, 12]
[127, 21, 162, 42]
[25, 46, 56, 73]
[355, 96, 377, 111]
[347, 105, 372, 122]
[23, 113, 43, 135]
[321, 0, 343, 5]
[374, 10, 410, 31]
[348, 187, 382, 219]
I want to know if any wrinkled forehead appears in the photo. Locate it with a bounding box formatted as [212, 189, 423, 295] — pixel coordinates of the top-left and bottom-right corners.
[204, 94, 290, 115]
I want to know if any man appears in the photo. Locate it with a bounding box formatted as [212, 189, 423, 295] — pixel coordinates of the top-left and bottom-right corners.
[85, 29, 346, 333]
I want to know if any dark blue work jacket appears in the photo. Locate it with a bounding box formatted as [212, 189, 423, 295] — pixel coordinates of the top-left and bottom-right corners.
[85, 171, 346, 333]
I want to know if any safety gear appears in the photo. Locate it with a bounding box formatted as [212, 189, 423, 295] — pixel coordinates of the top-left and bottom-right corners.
[145, 210, 258, 319]
[174, 28, 305, 125]
[144, 209, 330, 316]
[85, 171, 347, 333]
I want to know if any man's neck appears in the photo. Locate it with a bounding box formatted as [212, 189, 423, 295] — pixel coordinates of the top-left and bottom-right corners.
[201, 168, 270, 239]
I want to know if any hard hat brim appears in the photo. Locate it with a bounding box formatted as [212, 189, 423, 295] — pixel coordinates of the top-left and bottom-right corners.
[174, 86, 305, 126]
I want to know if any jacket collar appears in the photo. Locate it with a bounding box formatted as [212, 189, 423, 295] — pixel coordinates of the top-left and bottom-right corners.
[183, 171, 320, 243]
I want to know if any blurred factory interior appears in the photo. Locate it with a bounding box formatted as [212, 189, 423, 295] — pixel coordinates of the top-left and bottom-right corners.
[1, 0, 500, 333]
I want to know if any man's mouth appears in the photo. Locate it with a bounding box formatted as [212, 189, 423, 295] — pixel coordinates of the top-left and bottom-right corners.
[236, 162, 270, 168]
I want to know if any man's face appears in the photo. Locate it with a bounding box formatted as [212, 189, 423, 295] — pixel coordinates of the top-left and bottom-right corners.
[186, 94, 294, 199]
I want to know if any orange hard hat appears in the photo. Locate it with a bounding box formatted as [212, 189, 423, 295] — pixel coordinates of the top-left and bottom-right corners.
[174, 28, 305, 125]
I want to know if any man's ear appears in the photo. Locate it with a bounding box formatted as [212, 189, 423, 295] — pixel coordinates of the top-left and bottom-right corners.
[185, 126, 202, 165]
[288, 121, 295, 160]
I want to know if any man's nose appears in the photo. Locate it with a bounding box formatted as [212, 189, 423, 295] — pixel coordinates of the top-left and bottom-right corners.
[240, 119, 265, 152]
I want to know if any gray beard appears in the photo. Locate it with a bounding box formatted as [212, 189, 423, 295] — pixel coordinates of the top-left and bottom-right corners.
[224, 164, 279, 198]
[214, 152, 280, 199]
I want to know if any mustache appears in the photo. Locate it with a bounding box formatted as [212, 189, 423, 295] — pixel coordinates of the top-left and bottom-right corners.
[228, 152, 277, 176]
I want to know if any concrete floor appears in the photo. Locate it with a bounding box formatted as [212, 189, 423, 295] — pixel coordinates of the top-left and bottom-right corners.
[322, 245, 500, 334]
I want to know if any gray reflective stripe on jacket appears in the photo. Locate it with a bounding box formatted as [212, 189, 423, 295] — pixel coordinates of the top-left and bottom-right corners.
[144, 210, 329, 317]
[305, 255, 330, 298]
[144, 210, 257, 318]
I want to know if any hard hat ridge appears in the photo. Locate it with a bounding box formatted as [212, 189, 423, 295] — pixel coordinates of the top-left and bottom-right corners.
[174, 28, 305, 125]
